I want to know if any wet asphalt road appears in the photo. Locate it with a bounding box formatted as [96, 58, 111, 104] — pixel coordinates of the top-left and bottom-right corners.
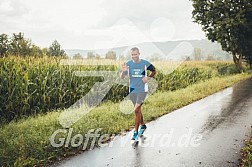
[52, 78, 252, 167]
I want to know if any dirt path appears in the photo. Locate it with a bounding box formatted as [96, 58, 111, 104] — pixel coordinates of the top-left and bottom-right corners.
[52, 78, 252, 167]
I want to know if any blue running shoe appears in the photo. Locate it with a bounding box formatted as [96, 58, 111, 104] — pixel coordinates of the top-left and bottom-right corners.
[138, 125, 147, 137]
[131, 130, 138, 140]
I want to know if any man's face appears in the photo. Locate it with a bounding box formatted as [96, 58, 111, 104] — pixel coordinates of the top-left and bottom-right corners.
[131, 50, 140, 62]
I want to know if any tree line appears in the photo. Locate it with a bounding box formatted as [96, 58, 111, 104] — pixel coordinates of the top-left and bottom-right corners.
[73, 50, 118, 60]
[0, 32, 66, 57]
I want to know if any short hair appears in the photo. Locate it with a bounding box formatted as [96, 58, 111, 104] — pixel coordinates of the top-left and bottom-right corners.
[130, 47, 140, 53]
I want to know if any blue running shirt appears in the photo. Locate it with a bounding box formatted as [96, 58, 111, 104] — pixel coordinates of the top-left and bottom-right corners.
[126, 59, 155, 93]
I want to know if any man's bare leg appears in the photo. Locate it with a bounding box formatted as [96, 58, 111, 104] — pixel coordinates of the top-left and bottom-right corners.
[134, 103, 142, 132]
[139, 108, 145, 125]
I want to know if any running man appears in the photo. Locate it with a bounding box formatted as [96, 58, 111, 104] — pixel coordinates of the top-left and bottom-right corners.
[120, 47, 156, 140]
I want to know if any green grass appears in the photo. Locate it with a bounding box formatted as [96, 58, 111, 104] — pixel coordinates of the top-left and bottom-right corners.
[0, 73, 252, 166]
[241, 137, 252, 167]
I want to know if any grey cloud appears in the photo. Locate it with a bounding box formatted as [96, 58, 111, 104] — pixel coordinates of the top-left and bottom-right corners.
[0, 0, 30, 17]
[97, 0, 191, 29]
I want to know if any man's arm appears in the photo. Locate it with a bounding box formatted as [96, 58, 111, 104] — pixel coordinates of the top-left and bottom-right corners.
[142, 64, 156, 83]
[148, 69, 156, 78]
[120, 71, 128, 79]
[120, 62, 128, 79]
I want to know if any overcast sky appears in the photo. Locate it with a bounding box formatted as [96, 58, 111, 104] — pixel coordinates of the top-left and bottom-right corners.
[0, 0, 206, 50]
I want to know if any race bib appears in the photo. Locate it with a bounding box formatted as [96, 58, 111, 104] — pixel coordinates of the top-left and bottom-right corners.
[131, 69, 143, 77]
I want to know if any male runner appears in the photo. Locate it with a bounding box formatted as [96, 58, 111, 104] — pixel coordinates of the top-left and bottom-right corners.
[120, 47, 156, 140]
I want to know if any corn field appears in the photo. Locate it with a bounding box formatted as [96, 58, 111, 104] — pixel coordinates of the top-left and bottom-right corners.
[0, 56, 239, 122]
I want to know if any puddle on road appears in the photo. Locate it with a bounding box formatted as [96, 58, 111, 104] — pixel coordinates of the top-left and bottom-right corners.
[200, 78, 252, 134]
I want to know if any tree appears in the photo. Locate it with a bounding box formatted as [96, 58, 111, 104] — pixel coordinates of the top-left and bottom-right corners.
[95, 53, 101, 59]
[73, 53, 82, 59]
[9, 32, 32, 56]
[105, 50, 117, 60]
[149, 53, 162, 61]
[0, 34, 9, 57]
[0, 32, 46, 57]
[42, 48, 49, 56]
[191, 0, 252, 70]
[48, 40, 65, 57]
[30, 44, 44, 57]
[192, 48, 203, 60]
[87, 52, 95, 59]
[206, 55, 215, 61]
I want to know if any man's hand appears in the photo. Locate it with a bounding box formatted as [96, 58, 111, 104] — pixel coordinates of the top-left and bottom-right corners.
[120, 62, 128, 79]
[122, 62, 128, 72]
[142, 77, 150, 83]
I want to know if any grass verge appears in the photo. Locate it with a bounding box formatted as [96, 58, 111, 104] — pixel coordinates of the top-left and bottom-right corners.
[0, 73, 252, 167]
[241, 136, 252, 167]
